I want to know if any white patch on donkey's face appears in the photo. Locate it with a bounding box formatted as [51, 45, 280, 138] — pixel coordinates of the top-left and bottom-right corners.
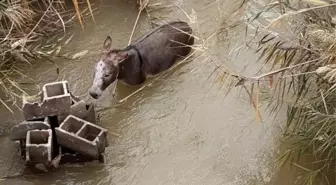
[89, 60, 107, 99]
[95, 60, 105, 79]
[95, 60, 106, 85]
[89, 58, 120, 99]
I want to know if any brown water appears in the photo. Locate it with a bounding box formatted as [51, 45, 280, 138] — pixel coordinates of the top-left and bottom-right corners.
[0, 0, 309, 184]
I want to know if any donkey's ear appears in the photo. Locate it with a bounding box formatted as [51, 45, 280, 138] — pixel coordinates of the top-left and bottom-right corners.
[103, 36, 112, 51]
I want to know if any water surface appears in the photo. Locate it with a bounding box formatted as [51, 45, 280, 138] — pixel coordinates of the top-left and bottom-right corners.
[0, 0, 301, 184]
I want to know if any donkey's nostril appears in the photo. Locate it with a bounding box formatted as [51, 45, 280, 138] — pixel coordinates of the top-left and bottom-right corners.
[89, 91, 98, 99]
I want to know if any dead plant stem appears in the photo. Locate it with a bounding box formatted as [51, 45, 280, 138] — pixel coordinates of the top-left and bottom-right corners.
[252, 58, 321, 80]
[128, 10, 142, 46]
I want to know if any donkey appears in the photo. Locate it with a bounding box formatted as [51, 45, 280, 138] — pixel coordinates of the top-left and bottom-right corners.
[89, 21, 194, 99]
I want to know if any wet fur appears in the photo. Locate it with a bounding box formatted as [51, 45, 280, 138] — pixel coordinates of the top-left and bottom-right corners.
[90, 21, 194, 98]
[117, 21, 194, 85]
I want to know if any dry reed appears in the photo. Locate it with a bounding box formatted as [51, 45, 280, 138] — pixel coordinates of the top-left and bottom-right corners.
[0, 0, 96, 112]
[238, 0, 336, 184]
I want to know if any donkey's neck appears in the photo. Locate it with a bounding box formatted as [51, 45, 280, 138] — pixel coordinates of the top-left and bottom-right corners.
[125, 45, 143, 66]
[117, 46, 145, 84]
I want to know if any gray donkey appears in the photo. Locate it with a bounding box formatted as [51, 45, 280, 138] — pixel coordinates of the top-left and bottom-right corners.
[89, 21, 194, 99]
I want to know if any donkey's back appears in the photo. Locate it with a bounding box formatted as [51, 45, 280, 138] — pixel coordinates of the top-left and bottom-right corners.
[134, 21, 194, 75]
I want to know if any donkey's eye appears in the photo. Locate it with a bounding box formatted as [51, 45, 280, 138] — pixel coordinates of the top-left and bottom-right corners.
[104, 74, 111, 78]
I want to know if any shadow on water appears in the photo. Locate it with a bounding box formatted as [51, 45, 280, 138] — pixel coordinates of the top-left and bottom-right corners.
[0, 0, 327, 185]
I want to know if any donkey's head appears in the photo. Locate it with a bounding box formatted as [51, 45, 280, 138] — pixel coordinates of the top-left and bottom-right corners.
[89, 36, 129, 99]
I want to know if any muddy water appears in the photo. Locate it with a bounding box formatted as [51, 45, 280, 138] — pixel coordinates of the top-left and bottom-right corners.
[0, 0, 302, 185]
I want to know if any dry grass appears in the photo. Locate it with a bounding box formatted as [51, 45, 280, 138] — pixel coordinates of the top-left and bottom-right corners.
[234, 0, 336, 184]
[0, 0, 97, 112]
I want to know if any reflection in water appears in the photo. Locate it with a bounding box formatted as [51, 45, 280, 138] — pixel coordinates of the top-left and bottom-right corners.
[0, 0, 308, 185]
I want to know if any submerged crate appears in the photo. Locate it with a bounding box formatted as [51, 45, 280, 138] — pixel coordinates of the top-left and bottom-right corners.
[55, 115, 107, 159]
[26, 129, 53, 164]
[22, 81, 71, 120]
[11, 117, 51, 141]
[58, 98, 96, 124]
